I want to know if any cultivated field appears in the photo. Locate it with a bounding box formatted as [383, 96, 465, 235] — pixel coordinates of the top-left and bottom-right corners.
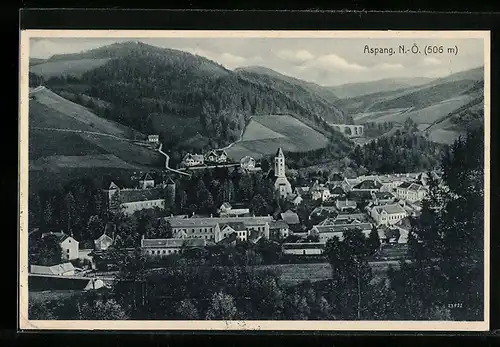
[373, 95, 477, 124]
[28, 88, 164, 169]
[31, 58, 111, 79]
[29, 154, 141, 171]
[226, 115, 329, 160]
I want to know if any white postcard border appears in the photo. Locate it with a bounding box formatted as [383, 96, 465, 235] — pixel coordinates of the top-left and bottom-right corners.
[18, 29, 491, 331]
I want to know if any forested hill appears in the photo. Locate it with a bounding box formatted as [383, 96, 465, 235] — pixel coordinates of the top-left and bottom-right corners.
[35, 41, 349, 153]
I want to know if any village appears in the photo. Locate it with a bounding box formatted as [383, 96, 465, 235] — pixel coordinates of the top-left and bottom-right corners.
[28, 145, 443, 292]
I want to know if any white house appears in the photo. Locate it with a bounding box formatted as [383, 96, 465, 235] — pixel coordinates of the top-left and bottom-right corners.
[220, 222, 248, 242]
[351, 179, 383, 193]
[268, 220, 290, 240]
[141, 238, 206, 257]
[310, 181, 331, 202]
[42, 231, 79, 261]
[287, 193, 303, 206]
[395, 182, 428, 203]
[369, 203, 407, 226]
[240, 156, 256, 170]
[336, 199, 357, 212]
[94, 233, 113, 251]
[147, 135, 159, 143]
[218, 202, 250, 217]
[182, 153, 205, 167]
[310, 222, 373, 243]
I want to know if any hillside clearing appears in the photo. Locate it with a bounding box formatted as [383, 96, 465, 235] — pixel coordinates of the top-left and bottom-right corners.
[225, 115, 329, 160]
[31, 87, 138, 139]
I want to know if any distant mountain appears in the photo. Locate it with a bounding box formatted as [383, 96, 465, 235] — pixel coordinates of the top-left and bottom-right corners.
[338, 66, 484, 115]
[235, 65, 341, 103]
[336, 66, 484, 145]
[31, 41, 351, 158]
[29, 58, 47, 66]
[329, 77, 433, 99]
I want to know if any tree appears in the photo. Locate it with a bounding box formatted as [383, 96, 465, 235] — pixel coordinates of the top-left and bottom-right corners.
[86, 215, 105, 241]
[32, 234, 64, 266]
[249, 194, 268, 216]
[79, 299, 128, 320]
[324, 231, 373, 319]
[175, 299, 200, 319]
[391, 128, 484, 320]
[238, 174, 254, 201]
[205, 291, 239, 320]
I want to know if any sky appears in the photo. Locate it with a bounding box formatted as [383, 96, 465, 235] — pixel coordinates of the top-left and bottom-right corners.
[30, 37, 485, 86]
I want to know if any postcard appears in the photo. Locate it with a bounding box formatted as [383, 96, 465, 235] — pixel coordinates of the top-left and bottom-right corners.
[19, 29, 490, 331]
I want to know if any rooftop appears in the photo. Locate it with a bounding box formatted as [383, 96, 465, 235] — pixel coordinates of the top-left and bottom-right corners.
[374, 204, 407, 215]
[221, 222, 246, 231]
[314, 223, 373, 233]
[269, 220, 289, 229]
[353, 180, 382, 190]
[119, 188, 165, 204]
[141, 238, 206, 248]
[168, 216, 273, 228]
[30, 262, 75, 275]
[280, 210, 300, 225]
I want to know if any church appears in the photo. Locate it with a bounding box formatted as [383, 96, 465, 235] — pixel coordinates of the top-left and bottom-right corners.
[274, 148, 293, 199]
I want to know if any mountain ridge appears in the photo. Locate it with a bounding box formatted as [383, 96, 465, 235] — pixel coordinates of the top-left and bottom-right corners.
[33, 41, 351, 158]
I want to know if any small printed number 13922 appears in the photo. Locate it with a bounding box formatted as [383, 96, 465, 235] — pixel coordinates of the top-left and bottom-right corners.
[448, 303, 463, 308]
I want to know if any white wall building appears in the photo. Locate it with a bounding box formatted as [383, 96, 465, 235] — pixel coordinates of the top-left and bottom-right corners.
[369, 203, 408, 226]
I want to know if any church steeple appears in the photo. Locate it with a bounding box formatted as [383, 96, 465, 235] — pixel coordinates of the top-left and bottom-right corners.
[273, 148, 292, 199]
[275, 147, 286, 178]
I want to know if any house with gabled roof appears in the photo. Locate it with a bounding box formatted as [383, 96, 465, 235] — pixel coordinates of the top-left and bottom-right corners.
[310, 180, 332, 202]
[139, 172, 155, 189]
[395, 182, 428, 203]
[352, 179, 383, 193]
[41, 231, 79, 261]
[335, 198, 357, 212]
[182, 153, 204, 167]
[371, 191, 396, 205]
[218, 202, 250, 217]
[268, 220, 290, 241]
[309, 222, 373, 243]
[280, 209, 301, 231]
[141, 237, 207, 257]
[369, 203, 407, 226]
[219, 222, 248, 242]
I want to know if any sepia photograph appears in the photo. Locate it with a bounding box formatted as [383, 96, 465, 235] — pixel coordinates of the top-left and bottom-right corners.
[18, 30, 490, 331]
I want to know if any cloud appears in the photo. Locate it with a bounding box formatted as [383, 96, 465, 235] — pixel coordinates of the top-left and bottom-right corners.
[374, 62, 405, 70]
[307, 54, 368, 71]
[276, 49, 315, 63]
[219, 52, 247, 68]
[422, 56, 442, 66]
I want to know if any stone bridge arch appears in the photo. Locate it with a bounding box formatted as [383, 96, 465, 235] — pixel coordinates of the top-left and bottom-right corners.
[330, 124, 364, 137]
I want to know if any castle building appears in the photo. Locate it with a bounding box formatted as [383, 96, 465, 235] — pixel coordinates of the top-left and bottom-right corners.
[103, 180, 166, 215]
[274, 148, 293, 199]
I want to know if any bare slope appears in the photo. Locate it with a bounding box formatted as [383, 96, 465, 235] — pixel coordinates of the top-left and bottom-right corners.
[29, 87, 164, 170]
[225, 115, 330, 160]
